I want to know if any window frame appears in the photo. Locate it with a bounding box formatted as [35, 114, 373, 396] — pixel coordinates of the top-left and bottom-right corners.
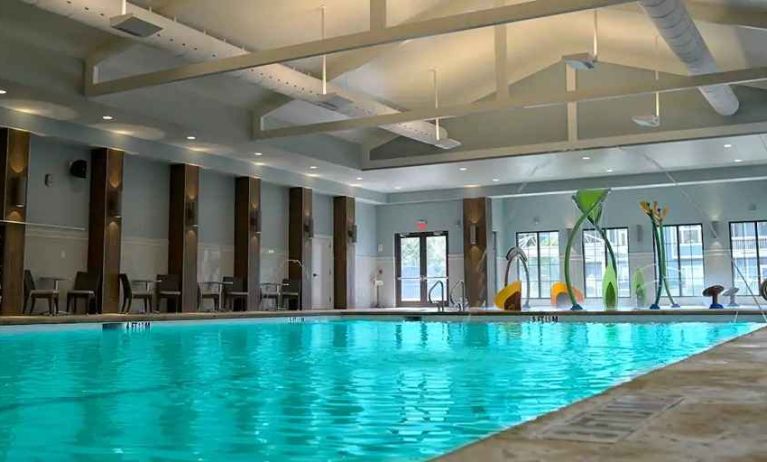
[516, 230, 560, 299]
[581, 227, 631, 299]
[728, 220, 767, 292]
[653, 223, 705, 297]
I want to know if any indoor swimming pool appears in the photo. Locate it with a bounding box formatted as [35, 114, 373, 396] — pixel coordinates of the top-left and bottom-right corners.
[0, 318, 760, 461]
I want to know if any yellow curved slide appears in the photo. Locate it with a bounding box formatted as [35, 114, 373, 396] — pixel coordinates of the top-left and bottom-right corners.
[551, 281, 584, 307]
[494, 280, 522, 311]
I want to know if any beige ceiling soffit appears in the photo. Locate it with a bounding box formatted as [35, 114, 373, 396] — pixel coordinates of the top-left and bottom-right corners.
[85, 0, 634, 96]
[84, 38, 137, 92]
[362, 120, 767, 170]
[613, 2, 767, 30]
[254, 66, 767, 139]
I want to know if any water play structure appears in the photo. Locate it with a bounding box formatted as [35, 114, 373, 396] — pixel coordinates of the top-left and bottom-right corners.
[494, 247, 529, 311]
[640, 201, 679, 310]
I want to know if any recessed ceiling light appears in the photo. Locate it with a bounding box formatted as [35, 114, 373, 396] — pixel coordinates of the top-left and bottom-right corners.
[254, 162, 265, 166]
[307, 173, 319, 178]
[394, 186, 402, 190]
[253, 152, 263, 156]
[459, 167, 467, 171]
[186, 135, 196, 141]
[102, 115, 114, 121]
[309, 165, 318, 170]
[350, 183, 361, 188]
[734, 159, 743, 163]
[492, 178, 500, 182]
[723, 144, 733, 148]
[356, 177, 363, 181]
[582, 156, 591, 160]
[0, 89, 6, 95]
[606, 168, 614, 173]
[464, 184, 480, 188]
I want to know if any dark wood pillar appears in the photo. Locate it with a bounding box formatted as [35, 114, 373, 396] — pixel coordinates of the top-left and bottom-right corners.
[234, 176, 260, 311]
[88, 148, 124, 313]
[463, 197, 492, 307]
[168, 164, 199, 312]
[0, 128, 30, 316]
[333, 196, 355, 309]
[288, 187, 312, 310]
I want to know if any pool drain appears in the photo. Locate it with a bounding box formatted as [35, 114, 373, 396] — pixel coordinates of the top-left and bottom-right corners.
[539, 394, 683, 443]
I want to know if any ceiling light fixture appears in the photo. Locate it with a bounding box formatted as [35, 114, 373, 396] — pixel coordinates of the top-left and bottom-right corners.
[0, 89, 7, 95]
[492, 178, 500, 182]
[186, 135, 196, 141]
[307, 173, 319, 178]
[723, 144, 733, 148]
[102, 115, 114, 121]
[582, 156, 591, 160]
[356, 177, 363, 181]
[394, 186, 402, 190]
[254, 162, 265, 166]
[606, 168, 614, 173]
[734, 159, 743, 163]
[309, 165, 318, 170]
[465, 184, 479, 188]
[459, 167, 467, 171]
[431, 68, 441, 141]
[253, 152, 263, 156]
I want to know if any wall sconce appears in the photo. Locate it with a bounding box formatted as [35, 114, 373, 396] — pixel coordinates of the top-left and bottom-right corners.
[250, 207, 261, 234]
[304, 217, 314, 239]
[348, 224, 358, 243]
[185, 200, 198, 228]
[9, 175, 26, 209]
[469, 223, 478, 246]
[107, 193, 122, 220]
[711, 220, 721, 237]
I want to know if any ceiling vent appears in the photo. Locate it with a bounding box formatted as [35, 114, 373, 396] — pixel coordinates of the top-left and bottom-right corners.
[110, 13, 163, 38]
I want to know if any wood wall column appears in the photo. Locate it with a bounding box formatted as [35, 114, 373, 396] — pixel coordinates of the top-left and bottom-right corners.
[333, 196, 355, 309]
[88, 148, 124, 313]
[288, 187, 312, 310]
[168, 164, 199, 312]
[0, 128, 30, 316]
[463, 197, 492, 307]
[234, 176, 261, 311]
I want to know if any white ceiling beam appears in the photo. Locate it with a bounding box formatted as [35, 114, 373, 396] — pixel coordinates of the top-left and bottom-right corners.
[370, 0, 387, 31]
[253, 66, 767, 139]
[614, 2, 767, 30]
[85, 0, 634, 96]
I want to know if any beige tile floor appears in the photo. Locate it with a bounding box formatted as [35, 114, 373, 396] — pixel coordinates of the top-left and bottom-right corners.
[435, 325, 767, 462]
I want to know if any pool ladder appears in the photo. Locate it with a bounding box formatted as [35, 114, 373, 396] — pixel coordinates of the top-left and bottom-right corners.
[449, 280, 467, 312]
[428, 280, 446, 312]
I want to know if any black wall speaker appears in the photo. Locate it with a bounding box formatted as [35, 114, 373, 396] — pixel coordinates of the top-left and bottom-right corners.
[69, 159, 88, 179]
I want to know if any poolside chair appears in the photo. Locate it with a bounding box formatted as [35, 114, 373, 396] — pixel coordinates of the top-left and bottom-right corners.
[120, 274, 153, 314]
[24, 270, 60, 315]
[198, 282, 220, 312]
[260, 282, 280, 310]
[156, 274, 181, 313]
[223, 276, 248, 311]
[67, 271, 101, 315]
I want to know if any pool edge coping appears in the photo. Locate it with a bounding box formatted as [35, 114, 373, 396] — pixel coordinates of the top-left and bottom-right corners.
[431, 323, 767, 461]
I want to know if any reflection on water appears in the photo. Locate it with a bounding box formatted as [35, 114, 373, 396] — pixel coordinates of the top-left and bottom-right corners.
[0, 320, 758, 461]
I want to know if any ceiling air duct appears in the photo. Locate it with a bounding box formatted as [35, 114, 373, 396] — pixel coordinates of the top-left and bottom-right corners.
[638, 0, 739, 116]
[24, 0, 460, 149]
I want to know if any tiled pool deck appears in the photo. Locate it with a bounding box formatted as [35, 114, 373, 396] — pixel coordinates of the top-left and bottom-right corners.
[435, 324, 767, 461]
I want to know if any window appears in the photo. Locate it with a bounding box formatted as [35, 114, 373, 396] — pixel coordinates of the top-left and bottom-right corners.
[730, 221, 767, 293]
[656, 224, 704, 297]
[582, 228, 630, 298]
[517, 231, 560, 298]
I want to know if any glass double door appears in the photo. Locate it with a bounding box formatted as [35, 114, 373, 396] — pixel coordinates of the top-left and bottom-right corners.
[395, 232, 448, 307]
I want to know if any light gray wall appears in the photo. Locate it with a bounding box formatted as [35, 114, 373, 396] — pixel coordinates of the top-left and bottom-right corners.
[356, 201, 378, 257]
[198, 169, 234, 245]
[376, 200, 463, 256]
[261, 182, 288, 253]
[122, 155, 169, 240]
[313, 192, 333, 236]
[27, 136, 89, 229]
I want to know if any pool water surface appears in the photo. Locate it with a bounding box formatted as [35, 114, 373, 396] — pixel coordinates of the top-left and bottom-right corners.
[0, 319, 759, 461]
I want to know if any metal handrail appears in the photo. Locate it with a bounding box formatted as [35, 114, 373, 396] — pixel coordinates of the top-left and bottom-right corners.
[449, 280, 466, 311]
[428, 280, 446, 312]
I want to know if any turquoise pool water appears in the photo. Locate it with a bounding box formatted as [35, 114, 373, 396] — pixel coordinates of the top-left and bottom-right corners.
[0, 319, 759, 461]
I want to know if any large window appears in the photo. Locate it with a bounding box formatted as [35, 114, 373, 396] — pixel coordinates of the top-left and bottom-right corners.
[730, 221, 767, 293]
[582, 228, 630, 298]
[656, 224, 705, 297]
[517, 231, 560, 298]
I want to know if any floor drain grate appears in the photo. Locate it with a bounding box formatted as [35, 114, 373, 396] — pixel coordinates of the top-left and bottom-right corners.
[539, 394, 684, 443]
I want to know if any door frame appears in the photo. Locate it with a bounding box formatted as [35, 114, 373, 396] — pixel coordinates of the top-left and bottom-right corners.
[394, 231, 449, 307]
